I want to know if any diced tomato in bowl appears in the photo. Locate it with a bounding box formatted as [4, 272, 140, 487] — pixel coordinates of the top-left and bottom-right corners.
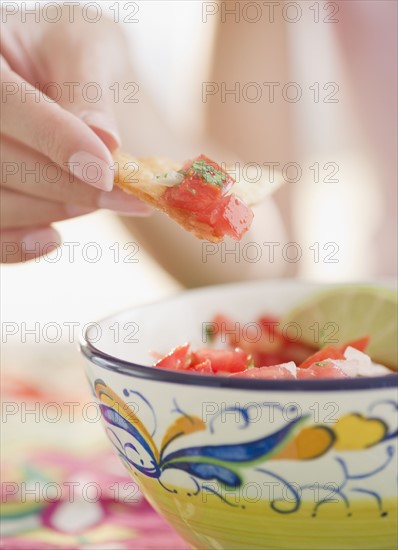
[191, 348, 250, 374]
[296, 361, 348, 380]
[230, 363, 296, 380]
[298, 345, 346, 370]
[152, 311, 392, 379]
[154, 344, 190, 370]
[186, 359, 213, 374]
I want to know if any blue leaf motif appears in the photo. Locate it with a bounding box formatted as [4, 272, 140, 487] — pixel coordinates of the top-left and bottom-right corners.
[162, 416, 306, 467]
[163, 461, 242, 488]
[100, 404, 158, 468]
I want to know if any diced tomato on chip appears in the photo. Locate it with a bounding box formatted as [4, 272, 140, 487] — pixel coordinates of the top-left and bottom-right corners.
[164, 177, 220, 212]
[163, 155, 253, 241]
[180, 154, 235, 193]
[206, 195, 253, 241]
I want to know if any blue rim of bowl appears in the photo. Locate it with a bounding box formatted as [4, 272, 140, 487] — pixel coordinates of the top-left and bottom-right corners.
[80, 280, 398, 392]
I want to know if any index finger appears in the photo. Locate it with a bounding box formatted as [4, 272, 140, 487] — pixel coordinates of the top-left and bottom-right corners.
[1, 63, 114, 191]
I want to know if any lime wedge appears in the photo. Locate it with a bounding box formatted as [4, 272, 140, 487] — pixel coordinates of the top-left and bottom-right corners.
[282, 286, 398, 369]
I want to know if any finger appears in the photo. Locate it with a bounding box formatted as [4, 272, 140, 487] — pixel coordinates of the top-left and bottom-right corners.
[1, 137, 153, 216]
[1, 64, 114, 191]
[1, 226, 61, 263]
[39, 16, 124, 151]
[58, 72, 121, 151]
[0, 188, 94, 228]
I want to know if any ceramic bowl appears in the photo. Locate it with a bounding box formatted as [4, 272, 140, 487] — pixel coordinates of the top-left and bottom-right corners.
[80, 280, 397, 550]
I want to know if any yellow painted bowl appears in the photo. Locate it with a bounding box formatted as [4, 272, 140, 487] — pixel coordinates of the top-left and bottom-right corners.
[80, 280, 398, 550]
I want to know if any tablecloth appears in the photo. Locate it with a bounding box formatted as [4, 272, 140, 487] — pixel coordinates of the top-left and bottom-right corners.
[1, 344, 188, 549]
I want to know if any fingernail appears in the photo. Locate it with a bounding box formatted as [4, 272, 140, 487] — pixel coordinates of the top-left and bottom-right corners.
[66, 205, 95, 218]
[68, 151, 114, 191]
[79, 110, 121, 149]
[98, 188, 153, 216]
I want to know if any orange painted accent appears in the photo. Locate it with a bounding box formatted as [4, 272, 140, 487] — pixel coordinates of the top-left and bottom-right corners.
[161, 415, 206, 452]
[272, 426, 335, 460]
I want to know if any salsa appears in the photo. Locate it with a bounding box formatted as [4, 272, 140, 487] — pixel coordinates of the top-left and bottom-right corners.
[153, 314, 393, 379]
[161, 155, 254, 241]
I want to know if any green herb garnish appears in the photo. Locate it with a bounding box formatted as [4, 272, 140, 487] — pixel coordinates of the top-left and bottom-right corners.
[191, 159, 227, 187]
[315, 361, 329, 367]
[205, 325, 216, 341]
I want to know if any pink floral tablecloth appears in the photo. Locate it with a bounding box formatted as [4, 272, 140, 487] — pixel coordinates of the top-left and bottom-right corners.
[1, 347, 188, 549]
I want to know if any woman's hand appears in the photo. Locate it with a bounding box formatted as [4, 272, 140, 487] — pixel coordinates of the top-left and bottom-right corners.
[1, 5, 151, 263]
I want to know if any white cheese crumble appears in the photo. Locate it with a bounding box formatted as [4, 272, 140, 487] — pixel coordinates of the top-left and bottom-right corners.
[152, 171, 184, 186]
[329, 347, 393, 378]
[280, 361, 297, 377]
